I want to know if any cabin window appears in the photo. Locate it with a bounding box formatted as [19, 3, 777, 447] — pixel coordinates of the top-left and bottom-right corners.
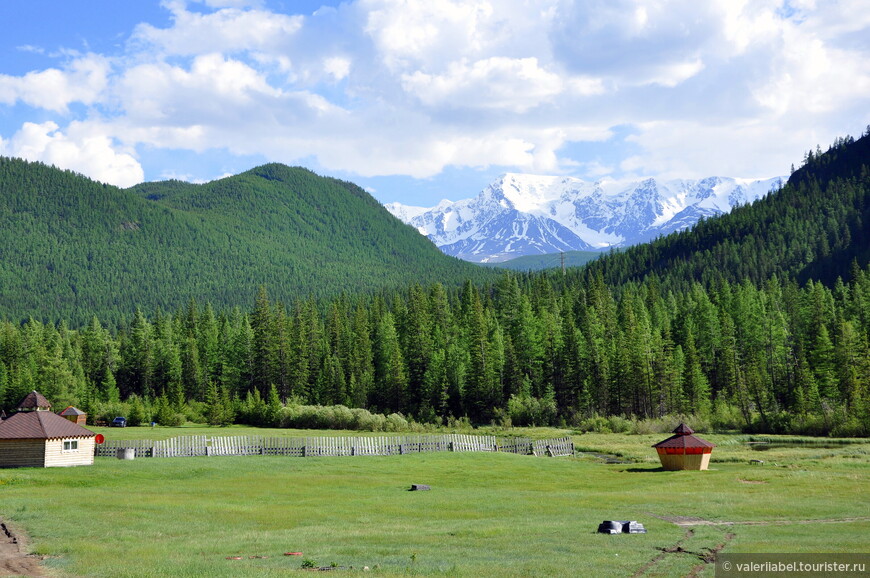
[63, 439, 79, 452]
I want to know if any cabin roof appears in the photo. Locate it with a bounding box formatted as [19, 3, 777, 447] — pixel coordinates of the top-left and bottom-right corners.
[59, 406, 87, 416]
[0, 410, 95, 439]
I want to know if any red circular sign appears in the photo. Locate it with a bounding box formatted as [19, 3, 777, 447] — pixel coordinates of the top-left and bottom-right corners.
[95, 434, 105, 444]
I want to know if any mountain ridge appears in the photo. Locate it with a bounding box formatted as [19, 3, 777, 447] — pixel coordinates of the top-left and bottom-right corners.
[0, 158, 494, 324]
[386, 172, 784, 262]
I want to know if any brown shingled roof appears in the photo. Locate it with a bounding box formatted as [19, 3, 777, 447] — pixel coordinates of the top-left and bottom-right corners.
[651, 422, 715, 449]
[17, 390, 52, 410]
[0, 411, 95, 439]
[672, 423, 695, 435]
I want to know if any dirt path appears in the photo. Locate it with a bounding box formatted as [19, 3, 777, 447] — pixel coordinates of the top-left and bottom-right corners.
[0, 520, 44, 577]
[631, 515, 870, 576]
[630, 528, 695, 577]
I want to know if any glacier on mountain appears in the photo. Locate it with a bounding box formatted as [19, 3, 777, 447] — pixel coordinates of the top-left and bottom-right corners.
[384, 173, 784, 263]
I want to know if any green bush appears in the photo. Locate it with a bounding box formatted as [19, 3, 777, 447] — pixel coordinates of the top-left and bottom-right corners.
[506, 394, 557, 427]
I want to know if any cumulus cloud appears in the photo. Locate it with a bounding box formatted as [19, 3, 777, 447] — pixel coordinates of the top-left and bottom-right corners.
[2, 121, 144, 187]
[0, 0, 867, 195]
[362, 0, 498, 71]
[0, 55, 109, 112]
[402, 57, 563, 112]
[132, 1, 302, 57]
[550, 0, 720, 86]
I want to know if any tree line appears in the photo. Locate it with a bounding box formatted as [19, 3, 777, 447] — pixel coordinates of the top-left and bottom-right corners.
[1, 265, 868, 436]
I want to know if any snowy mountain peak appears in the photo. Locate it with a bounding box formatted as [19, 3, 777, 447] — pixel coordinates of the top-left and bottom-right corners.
[386, 173, 785, 263]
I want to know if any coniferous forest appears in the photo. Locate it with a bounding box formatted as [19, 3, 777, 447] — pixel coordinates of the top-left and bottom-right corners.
[0, 160, 494, 325]
[0, 130, 869, 436]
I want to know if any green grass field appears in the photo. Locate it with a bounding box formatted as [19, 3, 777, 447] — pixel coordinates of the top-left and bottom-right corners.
[2, 427, 869, 577]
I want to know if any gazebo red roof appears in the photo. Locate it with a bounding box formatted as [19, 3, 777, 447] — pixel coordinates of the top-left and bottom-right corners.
[652, 423, 715, 449]
[0, 411, 95, 439]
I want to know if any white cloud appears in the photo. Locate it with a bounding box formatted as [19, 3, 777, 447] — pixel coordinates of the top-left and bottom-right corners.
[3, 121, 144, 187]
[750, 21, 870, 117]
[133, 2, 302, 57]
[550, 0, 719, 86]
[117, 54, 283, 127]
[620, 120, 817, 180]
[323, 56, 351, 81]
[0, 55, 109, 112]
[362, 0, 498, 71]
[402, 57, 563, 112]
[1, 0, 868, 200]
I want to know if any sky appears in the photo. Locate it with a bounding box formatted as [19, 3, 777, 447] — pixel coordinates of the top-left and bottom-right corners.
[0, 0, 868, 207]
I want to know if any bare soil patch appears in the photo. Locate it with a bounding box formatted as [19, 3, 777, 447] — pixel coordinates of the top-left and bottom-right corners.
[0, 519, 45, 577]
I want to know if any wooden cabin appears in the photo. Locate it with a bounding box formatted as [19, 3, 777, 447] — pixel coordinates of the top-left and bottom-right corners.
[0, 391, 96, 468]
[652, 423, 715, 470]
[58, 406, 87, 425]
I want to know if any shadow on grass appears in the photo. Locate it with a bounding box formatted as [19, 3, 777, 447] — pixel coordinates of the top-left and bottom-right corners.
[622, 466, 667, 472]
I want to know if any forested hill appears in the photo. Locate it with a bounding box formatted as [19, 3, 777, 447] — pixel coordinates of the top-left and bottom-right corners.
[0, 159, 494, 324]
[578, 129, 870, 289]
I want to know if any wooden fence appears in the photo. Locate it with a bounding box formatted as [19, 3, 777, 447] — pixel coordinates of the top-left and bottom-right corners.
[94, 434, 574, 459]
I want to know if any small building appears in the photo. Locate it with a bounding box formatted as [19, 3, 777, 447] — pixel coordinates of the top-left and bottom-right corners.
[58, 406, 88, 425]
[652, 423, 715, 470]
[0, 391, 96, 468]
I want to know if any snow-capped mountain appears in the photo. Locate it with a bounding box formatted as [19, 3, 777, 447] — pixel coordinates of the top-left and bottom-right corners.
[384, 173, 784, 263]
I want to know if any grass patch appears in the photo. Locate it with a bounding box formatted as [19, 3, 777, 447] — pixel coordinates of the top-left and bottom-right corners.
[2, 432, 869, 576]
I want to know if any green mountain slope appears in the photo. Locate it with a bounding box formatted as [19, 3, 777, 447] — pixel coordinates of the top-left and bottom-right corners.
[578, 130, 870, 289]
[0, 159, 493, 324]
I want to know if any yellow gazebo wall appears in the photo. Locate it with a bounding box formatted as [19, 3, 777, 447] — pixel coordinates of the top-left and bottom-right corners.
[656, 448, 712, 470]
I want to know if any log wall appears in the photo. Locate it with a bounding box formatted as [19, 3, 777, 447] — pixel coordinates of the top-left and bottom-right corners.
[0, 439, 45, 468]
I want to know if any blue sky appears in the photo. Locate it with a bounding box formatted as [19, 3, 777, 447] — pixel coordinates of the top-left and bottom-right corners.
[1, 0, 868, 207]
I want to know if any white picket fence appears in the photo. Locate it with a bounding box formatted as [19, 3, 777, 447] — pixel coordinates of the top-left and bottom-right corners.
[95, 434, 574, 459]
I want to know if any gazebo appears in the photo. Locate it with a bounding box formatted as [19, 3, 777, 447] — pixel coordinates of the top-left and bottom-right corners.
[652, 423, 715, 470]
[17, 390, 52, 412]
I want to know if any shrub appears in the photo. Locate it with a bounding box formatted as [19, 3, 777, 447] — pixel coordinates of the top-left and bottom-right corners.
[576, 415, 613, 433]
[506, 394, 557, 427]
[126, 395, 149, 426]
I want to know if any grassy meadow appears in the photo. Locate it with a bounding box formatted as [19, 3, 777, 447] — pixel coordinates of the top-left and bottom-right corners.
[1, 427, 869, 577]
